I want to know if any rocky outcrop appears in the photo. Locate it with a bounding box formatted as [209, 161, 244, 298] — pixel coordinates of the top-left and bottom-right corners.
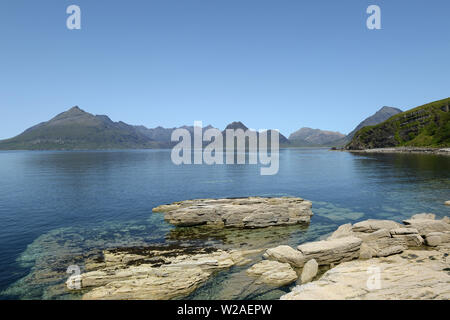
[75, 245, 259, 300]
[246, 260, 298, 286]
[281, 214, 450, 300]
[152, 197, 313, 228]
[281, 246, 450, 300]
[296, 236, 362, 265]
[445, 201, 450, 206]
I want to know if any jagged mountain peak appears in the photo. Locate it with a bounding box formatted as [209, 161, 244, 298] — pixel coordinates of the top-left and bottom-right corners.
[225, 121, 249, 131]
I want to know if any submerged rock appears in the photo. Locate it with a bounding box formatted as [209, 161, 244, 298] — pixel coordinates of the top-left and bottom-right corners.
[246, 260, 298, 286]
[411, 213, 436, 220]
[152, 197, 313, 228]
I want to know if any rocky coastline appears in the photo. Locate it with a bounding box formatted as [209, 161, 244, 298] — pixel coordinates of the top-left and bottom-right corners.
[343, 147, 450, 156]
[68, 198, 450, 300]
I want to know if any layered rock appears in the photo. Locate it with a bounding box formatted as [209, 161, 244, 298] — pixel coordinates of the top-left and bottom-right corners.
[281, 214, 450, 300]
[402, 218, 450, 236]
[74, 245, 258, 300]
[281, 246, 450, 300]
[390, 228, 424, 247]
[152, 197, 313, 228]
[246, 260, 298, 286]
[296, 236, 362, 265]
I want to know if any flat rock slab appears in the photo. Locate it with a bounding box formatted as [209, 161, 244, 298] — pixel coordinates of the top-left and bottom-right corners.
[352, 219, 402, 233]
[153, 197, 313, 228]
[297, 236, 362, 265]
[402, 219, 450, 236]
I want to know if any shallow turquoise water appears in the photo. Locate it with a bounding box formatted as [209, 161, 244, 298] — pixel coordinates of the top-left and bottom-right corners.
[0, 149, 449, 299]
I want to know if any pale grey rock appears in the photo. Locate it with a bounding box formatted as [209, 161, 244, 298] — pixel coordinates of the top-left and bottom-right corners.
[352, 219, 402, 233]
[300, 259, 318, 284]
[152, 197, 313, 228]
[392, 234, 424, 247]
[402, 219, 450, 236]
[359, 243, 374, 260]
[327, 223, 353, 240]
[425, 232, 443, 247]
[246, 260, 298, 286]
[263, 245, 306, 267]
[445, 201, 450, 206]
[297, 236, 362, 265]
[442, 216, 450, 224]
[411, 213, 436, 220]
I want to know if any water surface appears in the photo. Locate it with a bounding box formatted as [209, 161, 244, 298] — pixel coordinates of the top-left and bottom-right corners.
[0, 149, 449, 299]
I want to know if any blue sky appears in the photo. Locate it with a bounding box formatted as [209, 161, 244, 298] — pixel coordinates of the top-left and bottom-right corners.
[0, 0, 449, 139]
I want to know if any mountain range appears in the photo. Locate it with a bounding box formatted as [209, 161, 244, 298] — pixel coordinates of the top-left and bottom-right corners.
[2, 101, 443, 150]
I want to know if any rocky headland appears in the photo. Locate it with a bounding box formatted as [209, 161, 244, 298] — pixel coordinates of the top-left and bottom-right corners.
[152, 197, 313, 228]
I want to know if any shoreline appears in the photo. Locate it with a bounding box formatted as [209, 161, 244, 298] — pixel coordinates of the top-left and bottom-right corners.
[342, 147, 450, 156]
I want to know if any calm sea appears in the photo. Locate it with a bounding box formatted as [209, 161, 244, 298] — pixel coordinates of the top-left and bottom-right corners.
[0, 149, 449, 299]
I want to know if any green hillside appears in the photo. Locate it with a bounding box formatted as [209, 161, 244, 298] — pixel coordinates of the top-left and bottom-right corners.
[346, 98, 450, 150]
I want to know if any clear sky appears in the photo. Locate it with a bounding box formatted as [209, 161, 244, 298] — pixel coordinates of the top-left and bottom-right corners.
[0, 0, 449, 139]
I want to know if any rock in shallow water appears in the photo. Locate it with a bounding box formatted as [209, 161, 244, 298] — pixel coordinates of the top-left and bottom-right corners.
[246, 260, 298, 286]
[152, 197, 313, 228]
[75, 246, 259, 300]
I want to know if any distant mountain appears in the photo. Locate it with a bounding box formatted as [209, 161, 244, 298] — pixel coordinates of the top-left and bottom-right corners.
[289, 128, 345, 147]
[135, 124, 215, 145]
[346, 98, 450, 149]
[223, 121, 290, 146]
[0, 106, 162, 150]
[347, 106, 403, 139]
